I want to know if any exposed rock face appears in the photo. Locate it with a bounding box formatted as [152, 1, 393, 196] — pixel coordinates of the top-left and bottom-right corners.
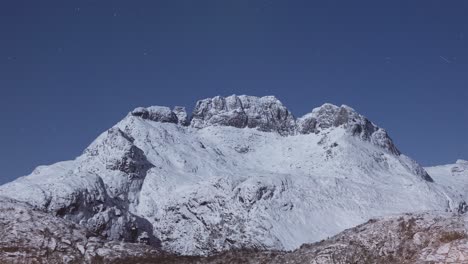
[173, 106, 189, 126]
[191, 95, 296, 135]
[0, 197, 161, 264]
[85, 127, 154, 180]
[0, 95, 456, 257]
[0, 127, 158, 247]
[297, 103, 400, 155]
[131, 106, 178, 123]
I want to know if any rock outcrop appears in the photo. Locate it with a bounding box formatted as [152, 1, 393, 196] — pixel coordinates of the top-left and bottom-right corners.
[173, 106, 189, 126]
[297, 103, 400, 155]
[0, 197, 162, 264]
[131, 106, 178, 124]
[191, 95, 296, 135]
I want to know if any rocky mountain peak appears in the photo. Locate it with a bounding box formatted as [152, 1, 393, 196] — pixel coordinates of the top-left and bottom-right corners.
[127, 96, 401, 155]
[190, 95, 296, 135]
[298, 103, 401, 155]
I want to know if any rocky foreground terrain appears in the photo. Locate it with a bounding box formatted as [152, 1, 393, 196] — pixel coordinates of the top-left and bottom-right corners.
[181, 212, 468, 264]
[0, 197, 161, 264]
[2, 195, 468, 263]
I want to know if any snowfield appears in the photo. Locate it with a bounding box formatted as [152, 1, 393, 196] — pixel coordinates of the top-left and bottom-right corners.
[425, 160, 468, 209]
[0, 95, 464, 256]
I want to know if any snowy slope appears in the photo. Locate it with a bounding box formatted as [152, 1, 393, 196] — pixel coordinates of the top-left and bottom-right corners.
[425, 160, 468, 210]
[0, 95, 461, 255]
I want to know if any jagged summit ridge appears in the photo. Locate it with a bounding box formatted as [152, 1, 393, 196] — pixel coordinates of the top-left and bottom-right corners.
[130, 95, 399, 154]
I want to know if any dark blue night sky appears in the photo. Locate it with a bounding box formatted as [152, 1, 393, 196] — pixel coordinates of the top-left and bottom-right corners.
[0, 0, 467, 184]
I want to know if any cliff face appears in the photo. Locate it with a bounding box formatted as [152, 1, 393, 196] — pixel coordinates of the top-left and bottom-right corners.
[191, 95, 296, 135]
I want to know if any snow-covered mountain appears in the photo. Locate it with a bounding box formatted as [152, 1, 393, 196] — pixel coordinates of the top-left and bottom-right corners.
[0, 95, 461, 255]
